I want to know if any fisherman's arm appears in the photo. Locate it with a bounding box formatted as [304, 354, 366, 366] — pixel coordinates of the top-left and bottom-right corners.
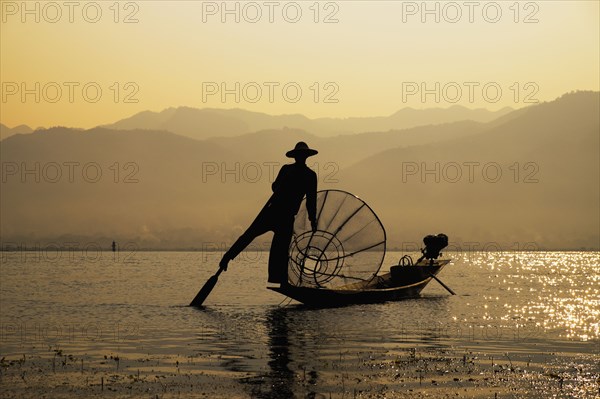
[307, 172, 318, 232]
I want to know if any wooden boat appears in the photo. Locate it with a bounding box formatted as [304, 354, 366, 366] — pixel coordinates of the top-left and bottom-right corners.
[269, 259, 451, 307]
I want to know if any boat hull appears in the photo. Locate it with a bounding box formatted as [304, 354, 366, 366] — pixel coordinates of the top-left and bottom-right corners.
[269, 260, 451, 307]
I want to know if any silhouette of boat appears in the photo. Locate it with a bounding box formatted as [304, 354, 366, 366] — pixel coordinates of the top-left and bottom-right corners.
[269, 259, 450, 307]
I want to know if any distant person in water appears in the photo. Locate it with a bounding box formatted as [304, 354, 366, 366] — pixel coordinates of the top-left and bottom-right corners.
[219, 142, 318, 284]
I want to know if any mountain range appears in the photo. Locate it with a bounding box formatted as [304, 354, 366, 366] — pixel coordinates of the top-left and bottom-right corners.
[101, 105, 513, 139]
[0, 124, 33, 141]
[0, 91, 598, 250]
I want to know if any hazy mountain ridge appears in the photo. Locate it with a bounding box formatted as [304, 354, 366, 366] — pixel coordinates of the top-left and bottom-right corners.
[0, 123, 33, 141]
[0, 126, 249, 247]
[102, 105, 513, 139]
[207, 120, 485, 169]
[1, 91, 598, 250]
[340, 91, 599, 249]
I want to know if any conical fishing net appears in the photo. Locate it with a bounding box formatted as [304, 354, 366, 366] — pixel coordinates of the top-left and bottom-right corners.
[289, 190, 386, 288]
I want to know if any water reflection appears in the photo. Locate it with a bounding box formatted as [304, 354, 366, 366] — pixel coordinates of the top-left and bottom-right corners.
[466, 251, 600, 341]
[264, 308, 296, 398]
[240, 307, 300, 398]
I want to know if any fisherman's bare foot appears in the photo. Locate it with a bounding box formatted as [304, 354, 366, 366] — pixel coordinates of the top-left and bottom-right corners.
[219, 256, 229, 271]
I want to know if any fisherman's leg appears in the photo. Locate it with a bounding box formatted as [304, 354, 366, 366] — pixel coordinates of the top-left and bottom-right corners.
[220, 215, 271, 270]
[267, 217, 295, 284]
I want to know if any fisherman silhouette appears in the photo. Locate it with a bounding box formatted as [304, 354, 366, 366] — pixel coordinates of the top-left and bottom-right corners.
[219, 142, 318, 285]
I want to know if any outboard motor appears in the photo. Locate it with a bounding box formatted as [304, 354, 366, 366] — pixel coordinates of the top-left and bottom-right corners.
[417, 234, 448, 264]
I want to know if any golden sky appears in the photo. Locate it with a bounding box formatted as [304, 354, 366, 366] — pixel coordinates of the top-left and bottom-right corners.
[1, 0, 599, 128]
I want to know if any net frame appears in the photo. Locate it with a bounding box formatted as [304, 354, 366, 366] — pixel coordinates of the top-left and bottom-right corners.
[288, 190, 387, 288]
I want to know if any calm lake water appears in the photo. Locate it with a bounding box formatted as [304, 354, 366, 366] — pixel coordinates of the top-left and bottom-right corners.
[1, 251, 598, 397]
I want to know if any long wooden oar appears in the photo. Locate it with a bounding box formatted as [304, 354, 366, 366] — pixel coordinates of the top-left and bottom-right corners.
[427, 271, 456, 295]
[189, 267, 224, 307]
